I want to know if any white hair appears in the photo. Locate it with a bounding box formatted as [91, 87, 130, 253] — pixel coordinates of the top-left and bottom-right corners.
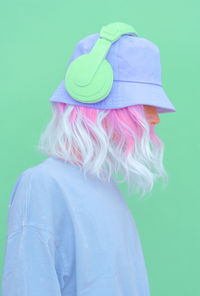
[36, 102, 168, 200]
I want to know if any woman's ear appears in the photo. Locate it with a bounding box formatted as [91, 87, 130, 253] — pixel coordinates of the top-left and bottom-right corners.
[143, 105, 160, 125]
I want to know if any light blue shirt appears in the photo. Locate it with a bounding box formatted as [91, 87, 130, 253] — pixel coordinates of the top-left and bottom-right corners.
[1, 156, 150, 295]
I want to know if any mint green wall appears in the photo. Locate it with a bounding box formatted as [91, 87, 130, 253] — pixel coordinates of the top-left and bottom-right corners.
[1, 0, 199, 295]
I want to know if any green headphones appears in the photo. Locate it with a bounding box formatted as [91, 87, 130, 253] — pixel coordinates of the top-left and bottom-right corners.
[64, 22, 138, 104]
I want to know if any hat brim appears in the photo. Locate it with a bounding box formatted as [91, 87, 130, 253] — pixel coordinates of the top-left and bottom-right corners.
[49, 80, 176, 114]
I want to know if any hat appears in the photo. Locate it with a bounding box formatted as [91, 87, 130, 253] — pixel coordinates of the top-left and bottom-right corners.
[49, 26, 176, 114]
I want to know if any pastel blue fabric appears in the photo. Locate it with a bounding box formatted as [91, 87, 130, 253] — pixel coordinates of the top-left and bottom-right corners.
[49, 32, 176, 114]
[2, 156, 150, 295]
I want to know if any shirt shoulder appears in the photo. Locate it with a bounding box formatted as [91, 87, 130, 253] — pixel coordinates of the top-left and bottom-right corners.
[7, 161, 68, 237]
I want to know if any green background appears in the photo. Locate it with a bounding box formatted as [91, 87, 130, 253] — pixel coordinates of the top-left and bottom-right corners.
[0, 0, 199, 295]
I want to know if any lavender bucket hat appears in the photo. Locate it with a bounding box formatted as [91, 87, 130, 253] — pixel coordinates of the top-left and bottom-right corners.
[49, 28, 176, 114]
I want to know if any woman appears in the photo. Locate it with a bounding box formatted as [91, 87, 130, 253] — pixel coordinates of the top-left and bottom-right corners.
[1, 22, 176, 295]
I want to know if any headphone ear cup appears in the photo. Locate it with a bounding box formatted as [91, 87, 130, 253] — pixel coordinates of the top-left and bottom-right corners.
[65, 54, 113, 103]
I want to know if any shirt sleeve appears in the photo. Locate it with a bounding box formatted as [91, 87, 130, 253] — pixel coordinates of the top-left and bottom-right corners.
[1, 169, 65, 296]
[1, 225, 62, 296]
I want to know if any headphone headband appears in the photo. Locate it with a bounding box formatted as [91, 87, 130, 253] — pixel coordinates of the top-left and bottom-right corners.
[100, 22, 137, 43]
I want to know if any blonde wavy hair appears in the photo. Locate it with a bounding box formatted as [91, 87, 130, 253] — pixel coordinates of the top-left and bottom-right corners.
[37, 102, 168, 199]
